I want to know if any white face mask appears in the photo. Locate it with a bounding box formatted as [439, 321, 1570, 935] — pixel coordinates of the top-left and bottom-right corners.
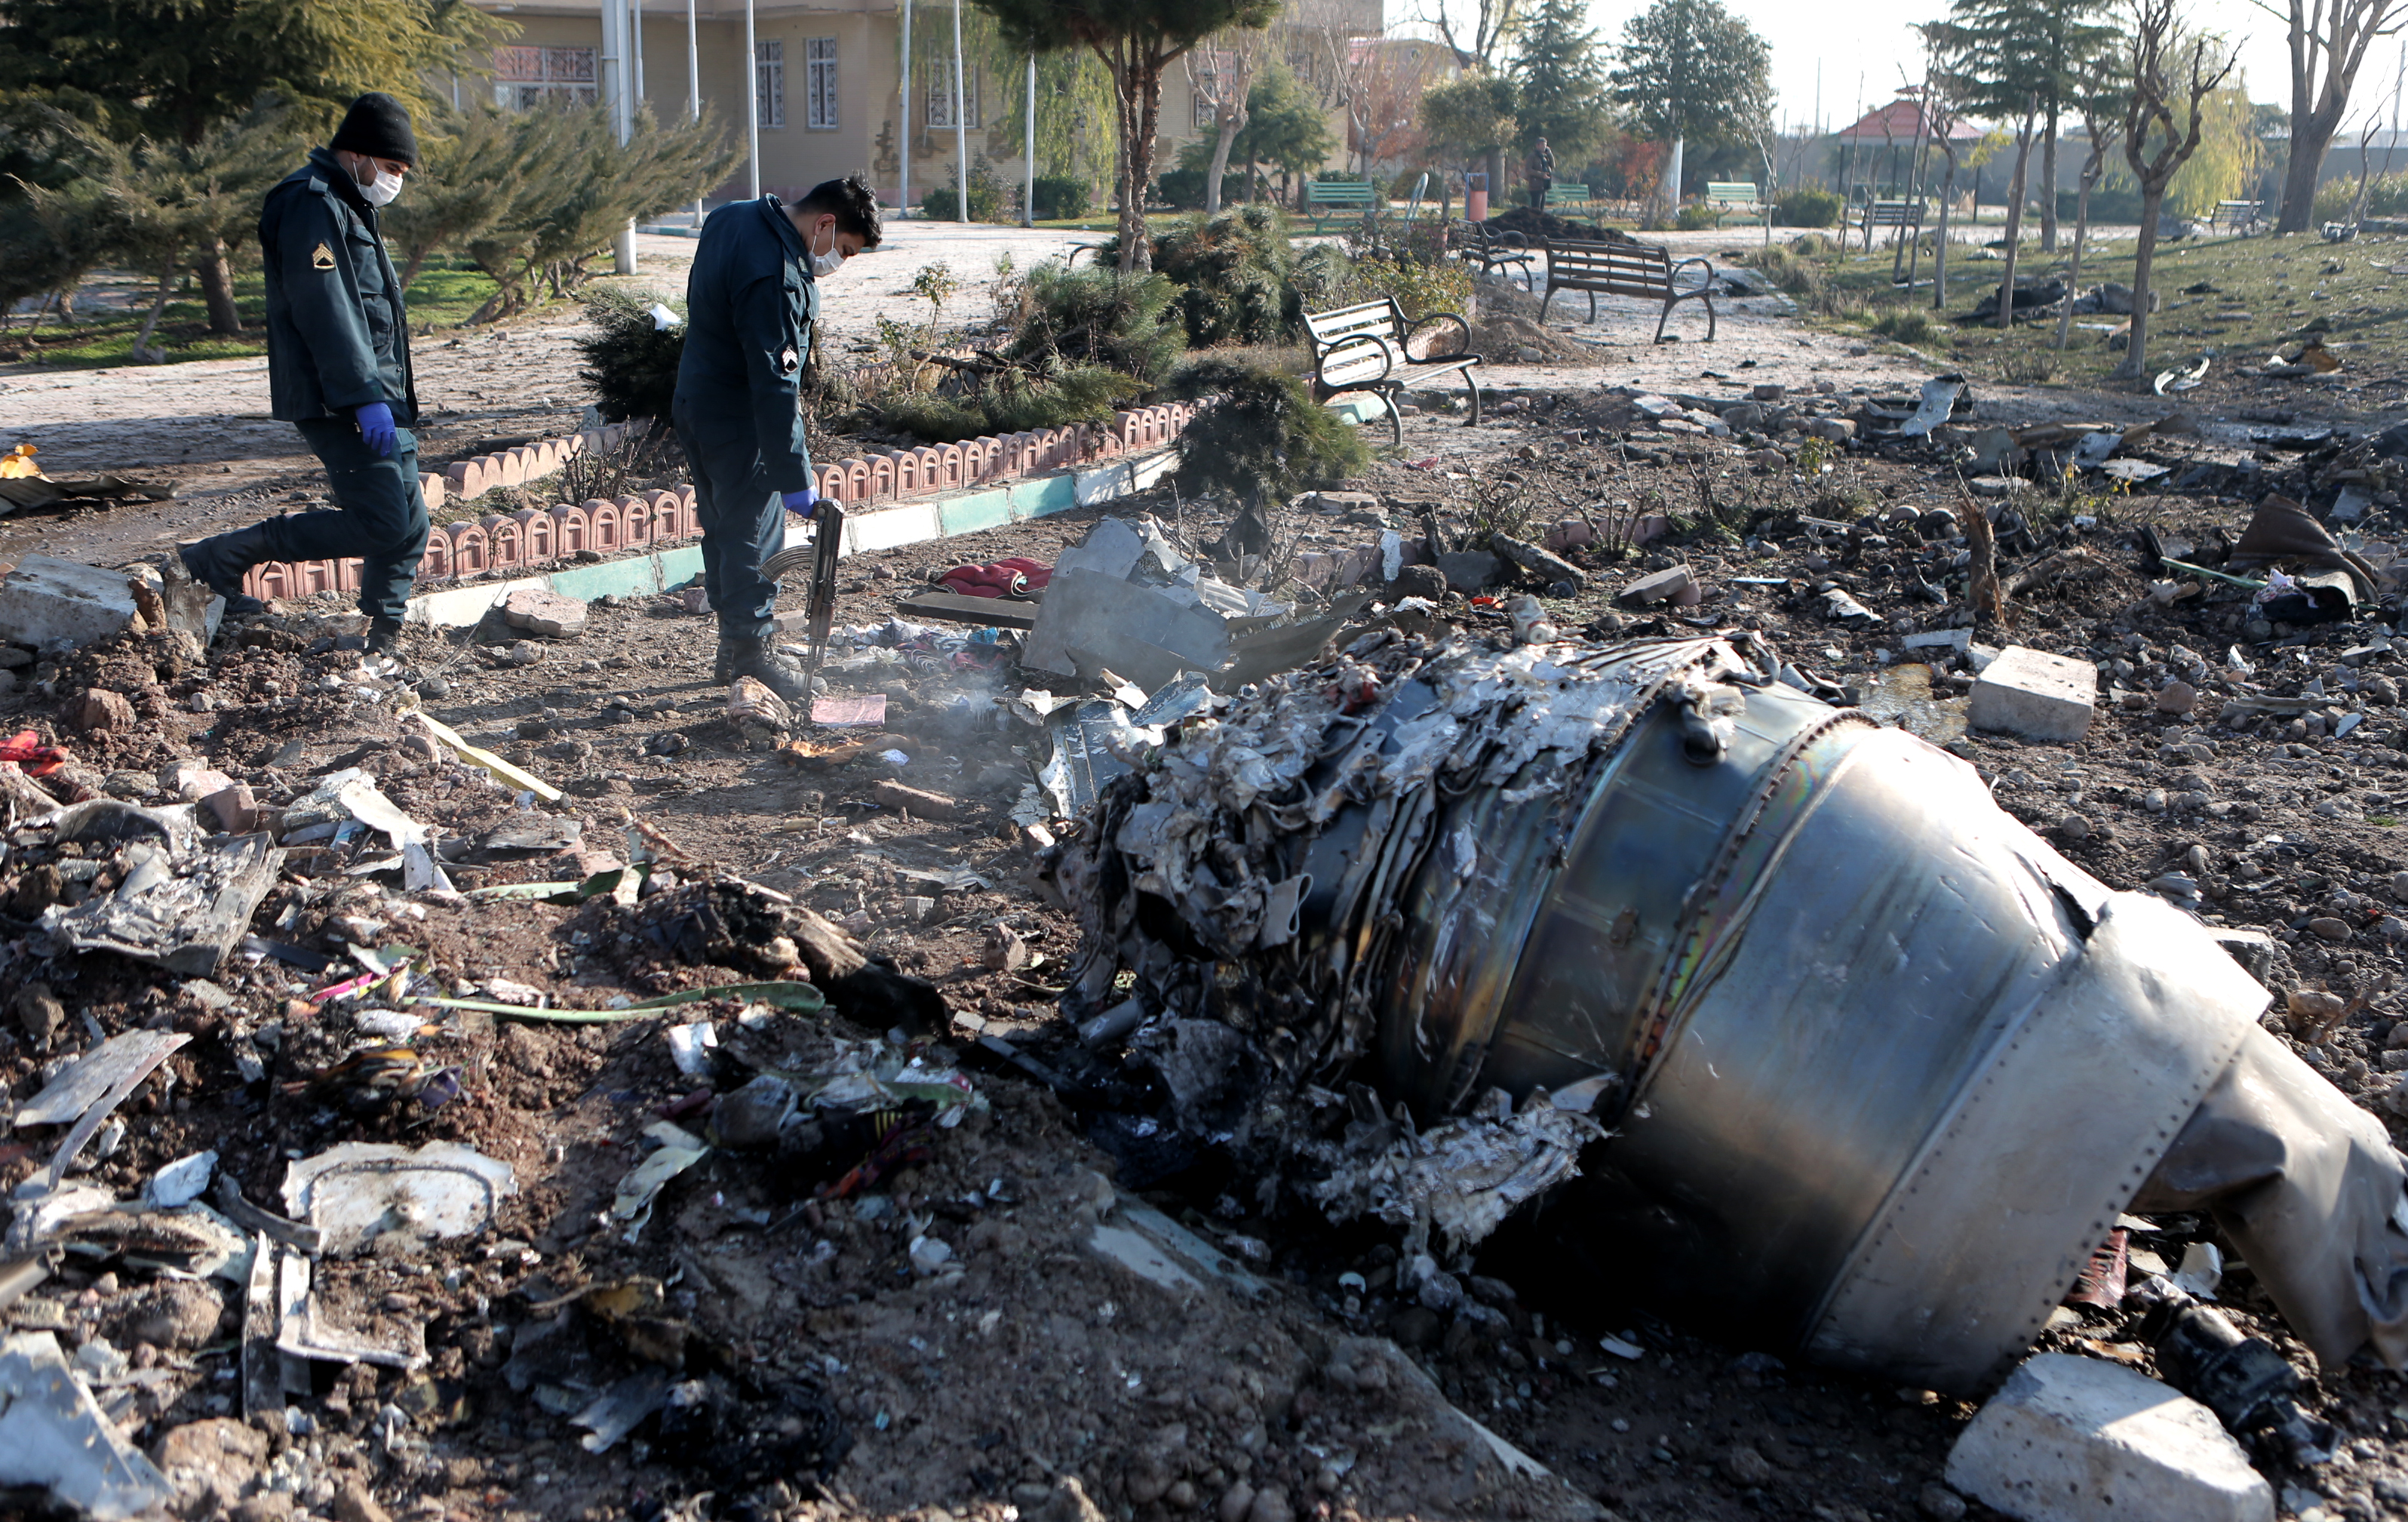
[355, 158, 403, 208]
[808, 221, 845, 278]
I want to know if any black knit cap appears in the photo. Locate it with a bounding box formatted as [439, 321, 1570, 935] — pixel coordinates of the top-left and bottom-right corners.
[330, 93, 419, 167]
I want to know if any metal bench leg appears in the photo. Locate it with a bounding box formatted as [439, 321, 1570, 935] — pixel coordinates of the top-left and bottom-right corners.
[1539, 285, 1556, 322]
[1384, 387, 1404, 448]
[1463, 371, 1482, 429]
[1655, 298, 1671, 343]
[1702, 292, 1716, 342]
[1587, 291, 1598, 324]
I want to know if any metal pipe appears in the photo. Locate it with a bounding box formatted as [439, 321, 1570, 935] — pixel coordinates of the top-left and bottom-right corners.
[899, 0, 912, 214]
[606, 0, 637, 274]
[1024, 52, 1037, 227]
[631, 0, 646, 107]
[951, 0, 969, 224]
[745, 0, 760, 198]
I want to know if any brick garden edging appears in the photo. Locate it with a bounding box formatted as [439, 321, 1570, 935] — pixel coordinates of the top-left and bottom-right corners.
[240, 404, 1202, 601]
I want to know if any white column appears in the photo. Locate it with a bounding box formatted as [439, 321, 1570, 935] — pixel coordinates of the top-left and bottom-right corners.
[899, 0, 913, 214]
[1023, 52, 1037, 226]
[631, 0, 646, 105]
[745, 0, 761, 198]
[687, 0, 702, 224]
[606, 0, 637, 273]
[1666, 136, 1685, 220]
[951, 0, 969, 223]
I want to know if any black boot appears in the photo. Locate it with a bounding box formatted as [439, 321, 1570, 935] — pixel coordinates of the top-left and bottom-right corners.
[713, 637, 738, 685]
[178, 524, 275, 616]
[364, 616, 407, 656]
[720, 634, 814, 703]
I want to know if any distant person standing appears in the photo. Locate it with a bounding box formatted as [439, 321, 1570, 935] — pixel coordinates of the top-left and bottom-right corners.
[672, 174, 880, 701]
[180, 93, 426, 652]
[1528, 137, 1556, 209]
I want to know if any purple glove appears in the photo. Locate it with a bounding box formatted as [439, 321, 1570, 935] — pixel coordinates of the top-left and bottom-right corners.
[782, 486, 818, 515]
[355, 401, 397, 457]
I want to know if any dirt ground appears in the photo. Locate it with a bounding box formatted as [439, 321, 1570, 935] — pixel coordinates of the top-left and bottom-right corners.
[7, 246, 2408, 1522]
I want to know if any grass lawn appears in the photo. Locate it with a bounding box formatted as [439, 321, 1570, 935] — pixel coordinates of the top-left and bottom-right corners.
[0, 256, 506, 371]
[1748, 226, 2408, 392]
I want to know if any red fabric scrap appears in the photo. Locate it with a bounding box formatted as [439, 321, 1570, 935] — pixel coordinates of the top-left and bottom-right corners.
[0, 731, 68, 777]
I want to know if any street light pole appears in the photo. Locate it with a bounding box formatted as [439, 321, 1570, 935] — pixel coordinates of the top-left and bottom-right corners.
[951, 0, 969, 224]
[745, 0, 761, 198]
[899, 0, 913, 214]
[1023, 53, 1036, 226]
[607, 0, 637, 273]
[687, 0, 702, 226]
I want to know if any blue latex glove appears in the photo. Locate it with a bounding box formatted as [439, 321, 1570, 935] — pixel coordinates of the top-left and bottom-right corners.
[355, 401, 397, 457]
[782, 486, 818, 515]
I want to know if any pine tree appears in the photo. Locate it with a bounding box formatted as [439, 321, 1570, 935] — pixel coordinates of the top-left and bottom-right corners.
[1510, 0, 1613, 171]
[1927, 0, 2118, 249]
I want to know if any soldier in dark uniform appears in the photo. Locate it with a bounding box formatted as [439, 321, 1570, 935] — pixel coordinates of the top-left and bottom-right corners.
[180, 92, 427, 653]
[673, 174, 880, 701]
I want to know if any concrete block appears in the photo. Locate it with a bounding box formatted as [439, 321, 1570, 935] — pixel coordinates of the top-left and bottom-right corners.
[1620, 565, 1695, 606]
[1970, 645, 2098, 743]
[0, 554, 143, 652]
[1804, 417, 1856, 444]
[158, 764, 235, 801]
[1944, 1354, 2273, 1522]
[72, 689, 137, 732]
[502, 588, 588, 638]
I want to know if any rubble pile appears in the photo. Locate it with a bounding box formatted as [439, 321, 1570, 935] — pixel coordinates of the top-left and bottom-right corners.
[9, 342, 2408, 1522]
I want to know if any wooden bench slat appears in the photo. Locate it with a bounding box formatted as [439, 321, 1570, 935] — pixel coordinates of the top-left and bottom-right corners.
[1540, 238, 1716, 342]
[1303, 295, 1484, 444]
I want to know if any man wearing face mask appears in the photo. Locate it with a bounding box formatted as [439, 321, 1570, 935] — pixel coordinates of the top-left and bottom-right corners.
[672, 173, 880, 701]
[179, 92, 427, 653]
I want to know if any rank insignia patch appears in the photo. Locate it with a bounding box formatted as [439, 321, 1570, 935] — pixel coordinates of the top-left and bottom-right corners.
[312, 241, 336, 271]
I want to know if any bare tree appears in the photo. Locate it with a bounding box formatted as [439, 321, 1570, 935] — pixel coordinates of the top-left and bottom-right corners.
[1915, 60, 1972, 309]
[1185, 25, 1270, 214]
[2250, 0, 2406, 231]
[1344, 38, 1435, 176]
[2053, 97, 2124, 351]
[2115, 0, 2239, 379]
[1992, 94, 2039, 330]
[1420, 0, 1522, 197]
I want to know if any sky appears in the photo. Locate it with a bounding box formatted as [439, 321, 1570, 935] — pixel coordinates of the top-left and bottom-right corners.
[1412, 0, 2408, 130]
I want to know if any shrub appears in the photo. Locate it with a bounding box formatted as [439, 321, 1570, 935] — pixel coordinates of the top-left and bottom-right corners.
[1388, 167, 1437, 200]
[922, 155, 1009, 222]
[1149, 203, 1304, 346]
[877, 354, 1143, 441]
[1031, 174, 1092, 220]
[575, 287, 686, 423]
[1871, 306, 1938, 346]
[1004, 261, 1187, 383]
[1156, 167, 1252, 211]
[1776, 186, 1843, 228]
[1674, 203, 1719, 231]
[1165, 358, 1371, 503]
[1339, 254, 1476, 321]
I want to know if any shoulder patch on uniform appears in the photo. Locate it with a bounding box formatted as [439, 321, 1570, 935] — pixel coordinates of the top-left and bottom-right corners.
[312, 241, 336, 271]
[778, 345, 799, 374]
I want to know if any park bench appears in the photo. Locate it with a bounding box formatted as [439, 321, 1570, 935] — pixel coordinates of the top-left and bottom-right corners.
[1705, 181, 1761, 215]
[1459, 221, 1537, 289]
[1304, 178, 1379, 232]
[2213, 199, 2263, 233]
[1543, 183, 1594, 212]
[1304, 297, 1482, 445]
[1537, 238, 1716, 342]
[1856, 198, 1924, 249]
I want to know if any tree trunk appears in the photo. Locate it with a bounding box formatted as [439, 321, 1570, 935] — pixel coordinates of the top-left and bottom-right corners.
[2039, 114, 2059, 251]
[2276, 110, 2340, 231]
[2053, 172, 2096, 352]
[131, 266, 175, 361]
[1930, 158, 1956, 309]
[195, 236, 241, 335]
[1485, 144, 1506, 208]
[1995, 126, 2035, 331]
[2116, 185, 2165, 379]
[1129, 57, 1162, 270]
[1205, 112, 1242, 216]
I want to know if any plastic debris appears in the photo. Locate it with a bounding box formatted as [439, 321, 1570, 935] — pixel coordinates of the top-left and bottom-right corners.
[145, 1151, 217, 1210]
[608, 1121, 711, 1235]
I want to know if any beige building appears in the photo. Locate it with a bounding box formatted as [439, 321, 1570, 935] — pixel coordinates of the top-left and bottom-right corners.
[465, 0, 1378, 211]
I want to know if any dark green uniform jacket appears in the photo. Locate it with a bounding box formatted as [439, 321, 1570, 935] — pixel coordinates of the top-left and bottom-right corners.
[260, 146, 418, 426]
[671, 195, 818, 495]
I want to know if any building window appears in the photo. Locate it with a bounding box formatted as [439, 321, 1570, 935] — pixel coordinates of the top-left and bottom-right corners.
[757, 39, 786, 129]
[806, 38, 838, 129]
[926, 57, 981, 129]
[1193, 51, 1230, 129]
[494, 45, 597, 109]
